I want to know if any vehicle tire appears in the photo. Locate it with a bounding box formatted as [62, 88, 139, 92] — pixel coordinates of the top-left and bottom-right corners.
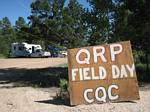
[63, 54, 67, 58]
[39, 54, 42, 58]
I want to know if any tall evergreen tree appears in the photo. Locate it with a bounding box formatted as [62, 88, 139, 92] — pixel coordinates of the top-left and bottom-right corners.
[28, 0, 86, 48]
[111, 0, 150, 74]
[28, 0, 65, 47]
[0, 17, 15, 56]
[86, 0, 114, 45]
[15, 17, 26, 30]
[127, 0, 150, 73]
[61, 0, 86, 48]
[15, 17, 29, 42]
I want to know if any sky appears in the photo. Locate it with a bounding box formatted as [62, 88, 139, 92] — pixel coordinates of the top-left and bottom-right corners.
[0, 0, 91, 25]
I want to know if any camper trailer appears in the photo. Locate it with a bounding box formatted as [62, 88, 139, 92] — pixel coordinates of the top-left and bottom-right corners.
[11, 42, 51, 57]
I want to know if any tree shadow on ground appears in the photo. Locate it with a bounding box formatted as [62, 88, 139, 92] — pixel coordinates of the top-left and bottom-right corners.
[0, 66, 149, 88]
[35, 98, 70, 106]
[0, 67, 68, 88]
[0, 65, 149, 106]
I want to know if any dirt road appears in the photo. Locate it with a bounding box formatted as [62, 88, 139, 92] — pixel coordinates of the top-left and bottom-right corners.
[0, 58, 150, 112]
[0, 58, 67, 69]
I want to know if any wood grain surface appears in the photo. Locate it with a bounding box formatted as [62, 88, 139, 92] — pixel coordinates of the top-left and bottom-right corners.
[68, 41, 140, 105]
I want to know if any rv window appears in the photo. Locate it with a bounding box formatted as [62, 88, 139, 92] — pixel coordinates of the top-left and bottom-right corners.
[18, 46, 23, 51]
[32, 46, 35, 53]
[36, 49, 40, 53]
[14, 46, 16, 50]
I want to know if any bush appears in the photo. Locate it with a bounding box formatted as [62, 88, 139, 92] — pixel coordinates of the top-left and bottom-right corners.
[59, 79, 68, 92]
[0, 54, 6, 58]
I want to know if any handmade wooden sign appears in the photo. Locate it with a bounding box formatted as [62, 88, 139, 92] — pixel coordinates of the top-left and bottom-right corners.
[67, 41, 140, 105]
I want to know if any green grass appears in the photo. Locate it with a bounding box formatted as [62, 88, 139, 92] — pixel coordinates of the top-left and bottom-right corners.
[0, 66, 68, 88]
[0, 54, 6, 58]
[135, 63, 150, 82]
[136, 63, 150, 70]
[57, 63, 68, 68]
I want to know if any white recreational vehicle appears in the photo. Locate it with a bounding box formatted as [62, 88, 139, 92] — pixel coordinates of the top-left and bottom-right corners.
[11, 42, 51, 57]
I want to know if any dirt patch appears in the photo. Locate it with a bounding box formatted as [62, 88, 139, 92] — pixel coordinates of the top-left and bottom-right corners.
[0, 58, 150, 112]
[0, 58, 67, 69]
[0, 87, 150, 112]
[0, 58, 68, 88]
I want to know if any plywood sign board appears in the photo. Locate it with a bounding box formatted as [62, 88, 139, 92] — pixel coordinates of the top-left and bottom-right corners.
[67, 41, 140, 105]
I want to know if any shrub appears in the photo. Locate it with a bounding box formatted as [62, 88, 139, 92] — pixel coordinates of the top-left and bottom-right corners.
[59, 79, 68, 92]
